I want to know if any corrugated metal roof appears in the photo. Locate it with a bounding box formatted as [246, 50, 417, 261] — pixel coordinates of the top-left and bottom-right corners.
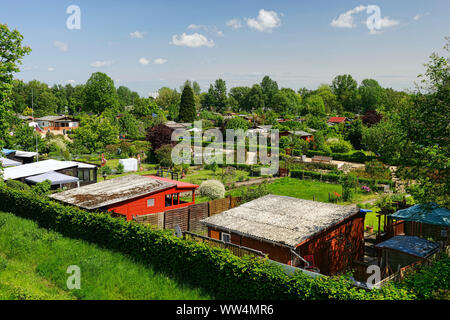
[201, 195, 360, 247]
[389, 203, 450, 227]
[2, 159, 78, 180]
[0, 157, 22, 168]
[375, 235, 439, 258]
[49, 175, 176, 210]
[25, 171, 79, 185]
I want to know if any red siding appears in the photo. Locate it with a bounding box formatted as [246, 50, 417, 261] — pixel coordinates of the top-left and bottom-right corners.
[295, 213, 366, 275]
[207, 227, 292, 265]
[107, 185, 196, 221]
[207, 212, 366, 275]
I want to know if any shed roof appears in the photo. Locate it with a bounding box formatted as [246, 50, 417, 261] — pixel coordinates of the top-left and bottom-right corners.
[35, 115, 67, 121]
[201, 195, 360, 248]
[1, 149, 16, 156]
[49, 175, 175, 210]
[328, 117, 347, 123]
[0, 157, 22, 168]
[25, 171, 79, 185]
[389, 203, 450, 227]
[146, 175, 198, 189]
[2, 159, 78, 180]
[374, 235, 439, 258]
[14, 150, 38, 158]
[289, 130, 313, 137]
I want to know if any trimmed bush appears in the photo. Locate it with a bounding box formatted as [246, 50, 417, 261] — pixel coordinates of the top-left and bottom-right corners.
[198, 180, 226, 200]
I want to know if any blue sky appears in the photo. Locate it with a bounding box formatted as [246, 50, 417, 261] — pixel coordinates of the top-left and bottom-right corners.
[1, 0, 449, 96]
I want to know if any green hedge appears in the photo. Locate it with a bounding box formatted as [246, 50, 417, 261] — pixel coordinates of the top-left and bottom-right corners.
[291, 170, 394, 187]
[305, 150, 376, 164]
[0, 184, 413, 300]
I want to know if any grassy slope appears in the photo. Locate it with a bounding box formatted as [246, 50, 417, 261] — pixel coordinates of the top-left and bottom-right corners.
[0, 211, 210, 300]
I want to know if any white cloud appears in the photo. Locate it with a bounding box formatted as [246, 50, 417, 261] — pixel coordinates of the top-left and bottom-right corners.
[366, 16, 400, 35]
[187, 24, 203, 30]
[188, 24, 224, 36]
[226, 19, 242, 29]
[247, 9, 281, 32]
[54, 41, 68, 52]
[67, 80, 76, 85]
[139, 57, 150, 65]
[413, 13, 430, 21]
[377, 16, 400, 28]
[130, 31, 145, 39]
[47, 67, 54, 72]
[171, 33, 215, 48]
[330, 5, 367, 28]
[153, 58, 167, 65]
[331, 6, 400, 34]
[90, 60, 114, 68]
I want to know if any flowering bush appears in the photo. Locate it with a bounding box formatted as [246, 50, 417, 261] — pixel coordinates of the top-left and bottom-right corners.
[199, 180, 225, 200]
[361, 186, 371, 193]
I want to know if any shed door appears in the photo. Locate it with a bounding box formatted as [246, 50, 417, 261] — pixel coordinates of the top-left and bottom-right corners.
[210, 230, 220, 240]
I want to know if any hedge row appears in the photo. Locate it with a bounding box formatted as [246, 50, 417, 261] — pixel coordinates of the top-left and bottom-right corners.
[0, 184, 413, 300]
[291, 170, 394, 187]
[304, 150, 376, 164]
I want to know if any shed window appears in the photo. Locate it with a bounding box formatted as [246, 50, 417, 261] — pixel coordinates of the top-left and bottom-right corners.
[221, 233, 231, 243]
[147, 199, 155, 207]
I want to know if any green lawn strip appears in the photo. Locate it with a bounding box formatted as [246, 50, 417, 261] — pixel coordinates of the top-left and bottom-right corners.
[0, 211, 211, 300]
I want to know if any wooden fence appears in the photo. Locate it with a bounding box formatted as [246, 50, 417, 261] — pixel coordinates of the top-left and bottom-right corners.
[183, 231, 267, 259]
[133, 196, 241, 234]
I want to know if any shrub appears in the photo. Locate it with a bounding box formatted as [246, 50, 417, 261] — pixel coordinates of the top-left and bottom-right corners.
[100, 165, 112, 176]
[340, 173, 358, 202]
[116, 163, 125, 174]
[155, 145, 174, 168]
[327, 140, 353, 154]
[239, 182, 269, 204]
[5, 180, 30, 191]
[198, 180, 225, 200]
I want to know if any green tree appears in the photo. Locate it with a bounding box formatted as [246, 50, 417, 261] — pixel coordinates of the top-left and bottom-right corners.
[12, 122, 44, 152]
[178, 85, 196, 122]
[72, 116, 119, 153]
[358, 79, 386, 113]
[260, 75, 279, 108]
[119, 112, 141, 139]
[117, 86, 139, 107]
[83, 72, 120, 114]
[315, 84, 340, 114]
[304, 95, 326, 116]
[246, 84, 265, 112]
[156, 87, 180, 111]
[346, 118, 363, 150]
[225, 116, 250, 131]
[0, 24, 31, 149]
[229, 86, 251, 112]
[36, 91, 59, 116]
[331, 74, 358, 113]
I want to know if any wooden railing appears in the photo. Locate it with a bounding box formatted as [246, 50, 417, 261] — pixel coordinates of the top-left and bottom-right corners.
[183, 231, 267, 259]
[156, 167, 179, 181]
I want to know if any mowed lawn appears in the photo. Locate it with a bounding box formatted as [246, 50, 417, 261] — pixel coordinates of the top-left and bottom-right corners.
[227, 178, 343, 203]
[0, 212, 211, 300]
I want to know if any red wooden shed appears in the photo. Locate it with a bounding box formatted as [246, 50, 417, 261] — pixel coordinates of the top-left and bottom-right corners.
[50, 175, 199, 221]
[201, 195, 366, 276]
